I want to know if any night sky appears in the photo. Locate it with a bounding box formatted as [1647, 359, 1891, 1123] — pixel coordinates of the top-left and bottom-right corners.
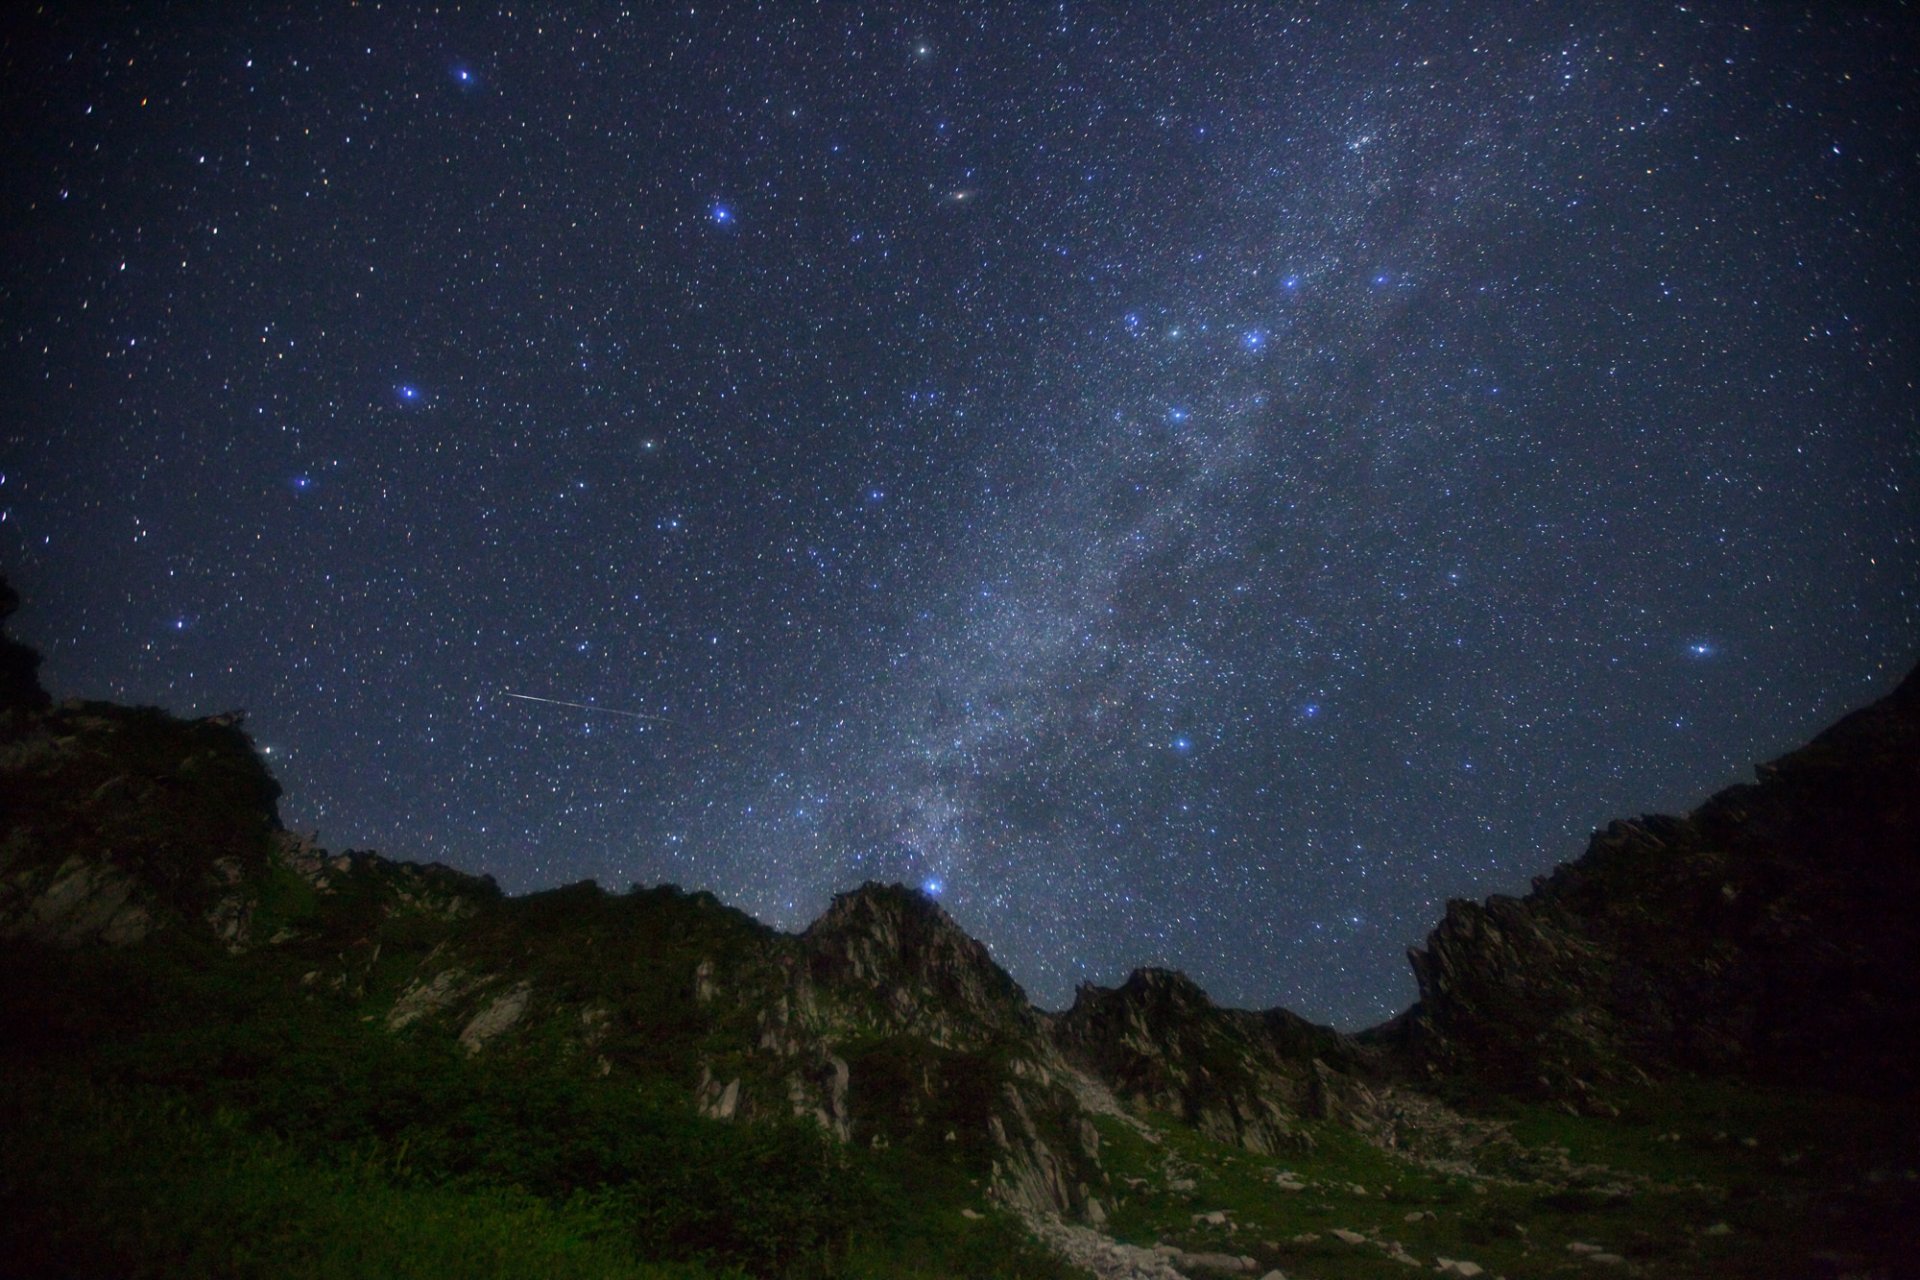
[5, 5, 1916, 1028]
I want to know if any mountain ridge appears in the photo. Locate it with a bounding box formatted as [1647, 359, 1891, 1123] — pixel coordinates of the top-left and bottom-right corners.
[4, 577, 1916, 1278]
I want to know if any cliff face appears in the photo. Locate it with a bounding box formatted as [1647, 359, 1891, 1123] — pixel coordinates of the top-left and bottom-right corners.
[0, 701, 284, 952]
[1054, 968, 1379, 1155]
[1399, 665, 1920, 1102]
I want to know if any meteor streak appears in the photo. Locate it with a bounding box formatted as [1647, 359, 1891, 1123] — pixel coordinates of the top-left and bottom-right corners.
[502, 692, 675, 723]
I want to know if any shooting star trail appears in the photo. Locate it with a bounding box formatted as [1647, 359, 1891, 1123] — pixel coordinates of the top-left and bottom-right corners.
[502, 692, 676, 724]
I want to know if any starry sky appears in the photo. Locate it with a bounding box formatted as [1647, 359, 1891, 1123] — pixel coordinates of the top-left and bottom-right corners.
[4, 4, 1916, 1029]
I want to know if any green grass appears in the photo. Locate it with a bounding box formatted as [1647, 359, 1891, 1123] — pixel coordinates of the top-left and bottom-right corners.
[1094, 1110, 1496, 1278]
[5, 914, 1913, 1280]
[0, 1075, 716, 1280]
[1082, 1078, 1919, 1280]
[4, 924, 1914, 1279]
[0, 935, 1088, 1279]
[839, 1146, 1084, 1280]
[1501, 1074, 1917, 1185]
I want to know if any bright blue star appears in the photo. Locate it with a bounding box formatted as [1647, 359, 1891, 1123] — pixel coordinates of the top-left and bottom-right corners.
[710, 203, 734, 225]
[1282, 274, 1302, 291]
[1301, 703, 1320, 719]
[1241, 329, 1266, 352]
[290, 474, 314, 492]
[396, 384, 422, 405]
[922, 877, 945, 897]
[1688, 641, 1716, 658]
[1167, 406, 1190, 424]
[453, 67, 477, 87]
[1172, 736, 1194, 754]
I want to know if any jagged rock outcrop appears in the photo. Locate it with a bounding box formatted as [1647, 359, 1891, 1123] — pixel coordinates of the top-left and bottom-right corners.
[801, 882, 1042, 1048]
[386, 966, 484, 1030]
[792, 884, 1103, 1218]
[1398, 663, 1920, 1101]
[459, 980, 535, 1053]
[0, 694, 283, 952]
[0, 853, 152, 947]
[1055, 968, 1380, 1153]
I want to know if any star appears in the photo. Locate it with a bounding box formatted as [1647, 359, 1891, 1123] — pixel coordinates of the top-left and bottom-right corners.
[14, 1, 1909, 1034]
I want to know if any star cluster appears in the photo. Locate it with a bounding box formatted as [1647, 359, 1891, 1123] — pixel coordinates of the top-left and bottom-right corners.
[4, 5, 1915, 1026]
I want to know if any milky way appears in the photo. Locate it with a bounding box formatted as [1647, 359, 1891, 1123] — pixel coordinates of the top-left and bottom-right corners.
[5, 5, 1915, 1026]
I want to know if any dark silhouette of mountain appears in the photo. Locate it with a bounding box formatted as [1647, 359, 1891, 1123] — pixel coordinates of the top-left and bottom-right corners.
[1388, 663, 1920, 1104]
[0, 576, 50, 714]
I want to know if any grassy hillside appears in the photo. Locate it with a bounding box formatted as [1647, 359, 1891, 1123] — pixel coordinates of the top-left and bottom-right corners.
[0, 933, 1078, 1279]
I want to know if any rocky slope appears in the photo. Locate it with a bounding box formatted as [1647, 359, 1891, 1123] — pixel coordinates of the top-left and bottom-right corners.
[1392, 664, 1920, 1104]
[1054, 968, 1382, 1155]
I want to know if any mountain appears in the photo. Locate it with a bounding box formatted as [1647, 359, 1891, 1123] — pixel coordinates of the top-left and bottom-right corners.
[1392, 662, 1920, 1105]
[2, 576, 1915, 1279]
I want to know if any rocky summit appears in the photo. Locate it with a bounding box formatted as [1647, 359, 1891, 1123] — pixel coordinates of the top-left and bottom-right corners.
[2, 576, 1916, 1279]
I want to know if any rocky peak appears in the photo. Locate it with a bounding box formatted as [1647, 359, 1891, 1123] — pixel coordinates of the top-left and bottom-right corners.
[1055, 967, 1371, 1154]
[801, 882, 1035, 1046]
[1099, 966, 1212, 1012]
